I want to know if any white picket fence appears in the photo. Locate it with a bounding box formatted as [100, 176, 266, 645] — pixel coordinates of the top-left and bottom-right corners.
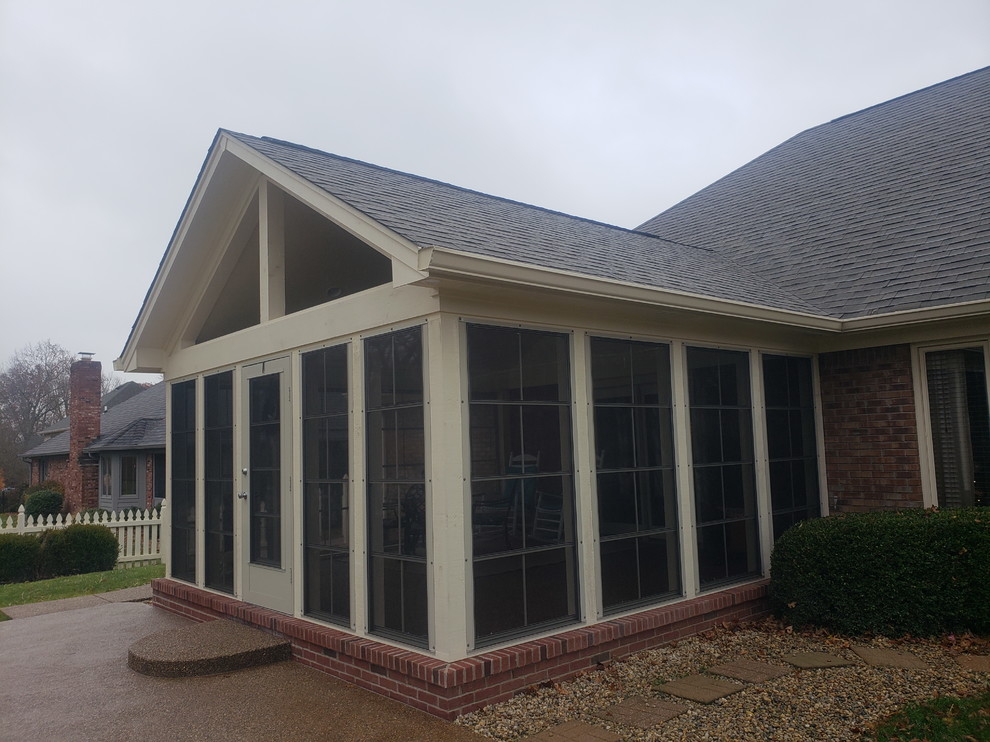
[0, 502, 165, 567]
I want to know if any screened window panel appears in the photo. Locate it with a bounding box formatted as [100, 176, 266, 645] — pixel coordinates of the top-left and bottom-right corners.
[205, 371, 234, 594]
[591, 337, 680, 612]
[763, 355, 820, 541]
[688, 347, 759, 587]
[302, 345, 350, 624]
[170, 380, 197, 583]
[468, 324, 577, 644]
[365, 328, 427, 644]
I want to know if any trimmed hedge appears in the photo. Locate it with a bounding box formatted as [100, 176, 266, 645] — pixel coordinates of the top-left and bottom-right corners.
[0, 533, 42, 583]
[770, 508, 990, 636]
[38, 524, 119, 577]
[24, 490, 63, 518]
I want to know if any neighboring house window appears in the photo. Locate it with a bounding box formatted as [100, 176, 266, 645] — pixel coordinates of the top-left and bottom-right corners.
[100, 458, 112, 505]
[302, 344, 350, 625]
[99, 454, 146, 510]
[365, 327, 428, 644]
[171, 379, 198, 583]
[467, 324, 577, 645]
[762, 355, 820, 538]
[590, 337, 680, 612]
[924, 347, 990, 508]
[120, 455, 138, 498]
[204, 371, 234, 594]
[687, 347, 760, 586]
[38, 459, 48, 482]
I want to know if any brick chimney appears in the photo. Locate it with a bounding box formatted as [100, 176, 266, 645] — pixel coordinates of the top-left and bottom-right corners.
[66, 354, 102, 512]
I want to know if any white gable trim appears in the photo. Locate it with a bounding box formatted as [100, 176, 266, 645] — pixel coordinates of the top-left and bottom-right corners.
[222, 135, 426, 282]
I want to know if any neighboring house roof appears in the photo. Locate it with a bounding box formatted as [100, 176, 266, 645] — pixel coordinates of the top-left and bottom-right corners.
[22, 383, 165, 459]
[38, 381, 151, 438]
[224, 131, 821, 315]
[636, 66, 990, 319]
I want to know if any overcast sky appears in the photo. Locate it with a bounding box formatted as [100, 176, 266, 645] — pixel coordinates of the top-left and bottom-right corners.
[1, 0, 987, 383]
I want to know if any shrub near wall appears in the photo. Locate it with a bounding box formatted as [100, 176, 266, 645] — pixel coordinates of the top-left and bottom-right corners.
[23, 490, 64, 518]
[770, 509, 990, 636]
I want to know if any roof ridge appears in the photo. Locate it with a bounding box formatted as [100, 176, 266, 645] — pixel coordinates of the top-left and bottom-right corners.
[822, 65, 989, 126]
[226, 130, 713, 250]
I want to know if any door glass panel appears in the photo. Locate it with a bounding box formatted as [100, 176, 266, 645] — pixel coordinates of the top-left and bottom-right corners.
[250, 373, 281, 567]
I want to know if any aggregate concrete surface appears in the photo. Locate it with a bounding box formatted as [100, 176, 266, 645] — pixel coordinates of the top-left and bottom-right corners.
[0, 602, 486, 742]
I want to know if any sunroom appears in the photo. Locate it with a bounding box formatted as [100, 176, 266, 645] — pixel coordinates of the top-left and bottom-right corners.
[117, 130, 852, 716]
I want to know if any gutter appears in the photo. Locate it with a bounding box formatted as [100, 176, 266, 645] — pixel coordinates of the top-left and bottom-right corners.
[420, 247, 989, 333]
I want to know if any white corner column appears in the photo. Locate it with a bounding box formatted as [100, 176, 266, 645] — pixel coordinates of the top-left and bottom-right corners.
[425, 314, 471, 659]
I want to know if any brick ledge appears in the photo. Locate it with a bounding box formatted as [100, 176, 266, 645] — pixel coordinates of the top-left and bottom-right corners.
[151, 577, 768, 719]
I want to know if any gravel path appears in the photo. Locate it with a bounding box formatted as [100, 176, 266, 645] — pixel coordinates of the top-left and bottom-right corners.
[456, 620, 990, 741]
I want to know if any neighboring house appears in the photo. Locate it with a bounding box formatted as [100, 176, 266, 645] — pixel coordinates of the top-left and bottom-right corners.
[22, 358, 165, 512]
[115, 67, 989, 718]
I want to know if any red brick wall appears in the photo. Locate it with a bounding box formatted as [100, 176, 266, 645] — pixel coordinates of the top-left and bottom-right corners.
[152, 578, 768, 720]
[818, 344, 924, 511]
[66, 359, 102, 512]
[31, 457, 71, 488]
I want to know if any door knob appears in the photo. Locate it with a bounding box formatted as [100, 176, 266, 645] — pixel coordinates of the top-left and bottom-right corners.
[237, 491, 248, 499]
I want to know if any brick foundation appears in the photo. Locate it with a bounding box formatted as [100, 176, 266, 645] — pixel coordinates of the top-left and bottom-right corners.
[819, 344, 924, 511]
[151, 578, 768, 720]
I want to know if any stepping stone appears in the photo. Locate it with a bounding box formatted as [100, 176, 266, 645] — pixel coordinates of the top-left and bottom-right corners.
[851, 646, 928, 669]
[957, 655, 990, 673]
[658, 674, 745, 703]
[128, 618, 291, 677]
[782, 651, 855, 669]
[709, 658, 792, 683]
[596, 695, 688, 728]
[525, 720, 622, 741]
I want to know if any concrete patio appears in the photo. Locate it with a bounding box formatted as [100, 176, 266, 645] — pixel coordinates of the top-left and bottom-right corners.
[0, 601, 486, 742]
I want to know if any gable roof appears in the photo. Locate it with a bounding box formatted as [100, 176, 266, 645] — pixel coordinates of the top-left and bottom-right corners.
[223, 131, 821, 315]
[22, 383, 165, 459]
[119, 68, 989, 372]
[636, 67, 990, 319]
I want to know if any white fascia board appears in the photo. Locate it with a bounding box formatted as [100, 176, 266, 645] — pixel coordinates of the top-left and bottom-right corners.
[838, 299, 990, 331]
[420, 247, 842, 332]
[421, 248, 990, 335]
[222, 136, 427, 283]
[118, 134, 233, 372]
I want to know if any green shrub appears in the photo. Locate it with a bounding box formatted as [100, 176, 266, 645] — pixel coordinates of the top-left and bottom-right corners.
[23, 490, 63, 519]
[38, 524, 118, 577]
[770, 508, 990, 636]
[0, 533, 40, 583]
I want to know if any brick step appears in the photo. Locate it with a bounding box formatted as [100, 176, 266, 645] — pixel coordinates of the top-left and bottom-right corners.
[128, 618, 291, 677]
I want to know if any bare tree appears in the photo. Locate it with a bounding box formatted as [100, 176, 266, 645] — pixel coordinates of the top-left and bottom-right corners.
[0, 341, 74, 444]
[102, 371, 124, 396]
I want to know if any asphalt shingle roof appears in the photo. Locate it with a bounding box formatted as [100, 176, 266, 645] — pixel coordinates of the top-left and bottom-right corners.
[226, 132, 822, 315]
[636, 67, 990, 319]
[22, 383, 165, 459]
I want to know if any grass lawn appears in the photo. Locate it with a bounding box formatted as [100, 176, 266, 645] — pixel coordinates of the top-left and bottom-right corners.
[0, 563, 164, 619]
[866, 685, 990, 741]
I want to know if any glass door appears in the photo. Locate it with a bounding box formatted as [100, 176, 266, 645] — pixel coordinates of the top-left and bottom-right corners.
[241, 358, 293, 613]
